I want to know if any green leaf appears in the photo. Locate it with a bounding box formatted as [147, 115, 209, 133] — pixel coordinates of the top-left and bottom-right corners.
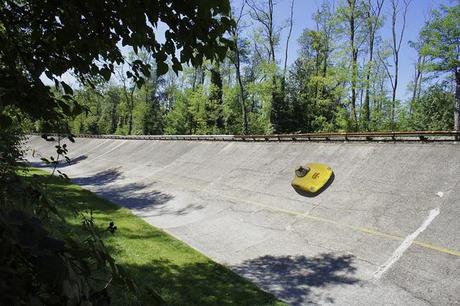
[156, 62, 168, 76]
[171, 58, 183, 73]
[61, 82, 73, 95]
[100, 67, 112, 81]
[67, 134, 75, 143]
[44, 70, 54, 80]
[58, 100, 72, 116]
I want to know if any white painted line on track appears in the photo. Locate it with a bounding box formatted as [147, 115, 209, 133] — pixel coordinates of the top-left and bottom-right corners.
[373, 208, 440, 279]
[89, 140, 127, 161]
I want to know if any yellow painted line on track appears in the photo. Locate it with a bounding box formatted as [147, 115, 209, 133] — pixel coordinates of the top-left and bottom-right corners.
[144, 174, 460, 258]
[243, 196, 460, 257]
[413, 241, 460, 257]
[240, 197, 460, 257]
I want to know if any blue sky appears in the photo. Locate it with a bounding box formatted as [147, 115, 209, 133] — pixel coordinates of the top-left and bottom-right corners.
[234, 0, 455, 100]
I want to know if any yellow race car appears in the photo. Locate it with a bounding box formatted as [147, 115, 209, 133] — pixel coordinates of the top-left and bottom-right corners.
[291, 163, 334, 196]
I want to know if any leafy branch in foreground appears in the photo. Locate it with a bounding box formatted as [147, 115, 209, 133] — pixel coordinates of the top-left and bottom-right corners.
[0, 130, 164, 305]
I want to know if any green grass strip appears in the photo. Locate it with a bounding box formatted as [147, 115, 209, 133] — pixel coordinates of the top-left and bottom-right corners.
[22, 168, 284, 306]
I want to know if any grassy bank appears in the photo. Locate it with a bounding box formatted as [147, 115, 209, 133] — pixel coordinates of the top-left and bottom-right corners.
[22, 168, 284, 306]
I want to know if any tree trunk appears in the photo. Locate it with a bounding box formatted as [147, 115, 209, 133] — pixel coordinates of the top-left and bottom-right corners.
[391, 58, 398, 130]
[128, 111, 133, 135]
[111, 102, 117, 133]
[231, 3, 249, 134]
[268, 0, 275, 63]
[127, 89, 134, 135]
[455, 71, 460, 131]
[389, 0, 410, 130]
[283, 0, 295, 78]
[410, 55, 425, 115]
[363, 0, 384, 130]
[416, 65, 424, 101]
[348, 0, 358, 129]
[363, 37, 373, 129]
[236, 65, 249, 134]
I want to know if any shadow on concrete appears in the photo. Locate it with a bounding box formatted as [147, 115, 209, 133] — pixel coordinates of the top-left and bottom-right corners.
[73, 167, 122, 186]
[29, 154, 88, 169]
[232, 253, 359, 305]
[71, 168, 201, 215]
[95, 183, 174, 211]
[293, 172, 335, 198]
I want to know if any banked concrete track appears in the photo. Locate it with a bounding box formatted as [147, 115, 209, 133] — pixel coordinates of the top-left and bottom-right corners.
[27, 135, 460, 305]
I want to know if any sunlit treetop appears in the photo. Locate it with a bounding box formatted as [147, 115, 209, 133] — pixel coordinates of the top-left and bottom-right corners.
[420, 4, 460, 74]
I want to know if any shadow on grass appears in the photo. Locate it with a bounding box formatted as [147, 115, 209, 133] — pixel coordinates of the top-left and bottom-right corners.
[118, 259, 282, 306]
[232, 253, 359, 305]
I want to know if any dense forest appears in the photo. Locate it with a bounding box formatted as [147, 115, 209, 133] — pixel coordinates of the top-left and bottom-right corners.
[36, 1, 459, 135]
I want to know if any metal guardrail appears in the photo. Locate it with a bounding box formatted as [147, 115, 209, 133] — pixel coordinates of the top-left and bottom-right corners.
[234, 130, 460, 142]
[29, 131, 460, 142]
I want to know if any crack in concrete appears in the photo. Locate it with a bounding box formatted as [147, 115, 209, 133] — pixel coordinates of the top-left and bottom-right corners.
[392, 282, 435, 306]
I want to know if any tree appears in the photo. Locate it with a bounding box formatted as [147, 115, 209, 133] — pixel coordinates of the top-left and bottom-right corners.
[362, 0, 385, 129]
[408, 36, 427, 115]
[246, 0, 279, 64]
[164, 91, 191, 135]
[247, 0, 289, 133]
[283, 0, 295, 78]
[208, 63, 225, 132]
[0, 0, 233, 128]
[378, 0, 411, 130]
[288, 58, 315, 132]
[410, 84, 454, 131]
[100, 86, 122, 134]
[289, 9, 340, 134]
[117, 61, 136, 135]
[338, 0, 366, 129]
[142, 96, 165, 135]
[348, 0, 360, 128]
[420, 4, 460, 130]
[72, 85, 104, 134]
[229, 3, 250, 134]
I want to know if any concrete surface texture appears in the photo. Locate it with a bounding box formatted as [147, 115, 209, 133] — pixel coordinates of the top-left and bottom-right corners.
[27, 136, 460, 305]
